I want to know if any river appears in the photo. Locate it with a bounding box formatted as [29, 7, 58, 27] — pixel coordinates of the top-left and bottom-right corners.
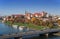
[0, 22, 60, 39]
[0, 22, 20, 35]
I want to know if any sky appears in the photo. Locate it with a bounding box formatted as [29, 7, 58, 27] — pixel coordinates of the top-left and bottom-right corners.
[0, 0, 60, 16]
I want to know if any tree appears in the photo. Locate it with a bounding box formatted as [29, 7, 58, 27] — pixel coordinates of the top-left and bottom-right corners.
[31, 17, 37, 23]
[57, 19, 60, 26]
[25, 18, 31, 24]
[48, 20, 54, 28]
[39, 20, 43, 26]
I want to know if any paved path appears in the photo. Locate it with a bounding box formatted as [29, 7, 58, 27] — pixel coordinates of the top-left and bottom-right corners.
[0, 28, 60, 39]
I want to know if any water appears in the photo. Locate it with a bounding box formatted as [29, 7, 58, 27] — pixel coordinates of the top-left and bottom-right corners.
[24, 35, 60, 39]
[0, 22, 21, 39]
[0, 22, 19, 35]
[0, 22, 60, 39]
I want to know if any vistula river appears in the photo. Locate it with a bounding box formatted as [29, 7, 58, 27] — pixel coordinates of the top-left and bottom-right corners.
[0, 22, 60, 39]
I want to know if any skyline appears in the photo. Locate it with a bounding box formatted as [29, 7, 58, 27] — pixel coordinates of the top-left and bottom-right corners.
[0, 0, 60, 16]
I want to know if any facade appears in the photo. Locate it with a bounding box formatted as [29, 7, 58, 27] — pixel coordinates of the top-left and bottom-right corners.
[25, 11, 47, 20]
[12, 14, 24, 18]
[25, 13, 32, 19]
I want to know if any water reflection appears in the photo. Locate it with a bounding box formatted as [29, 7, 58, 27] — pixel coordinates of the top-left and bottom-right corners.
[23, 34, 60, 39]
[0, 22, 20, 35]
[0, 22, 60, 39]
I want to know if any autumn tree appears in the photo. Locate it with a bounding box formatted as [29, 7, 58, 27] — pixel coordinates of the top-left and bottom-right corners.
[25, 18, 31, 24]
[31, 17, 37, 23]
[47, 20, 54, 28]
[57, 19, 60, 26]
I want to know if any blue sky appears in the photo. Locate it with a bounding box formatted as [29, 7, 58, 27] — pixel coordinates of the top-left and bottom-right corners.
[0, 0, 60, 16]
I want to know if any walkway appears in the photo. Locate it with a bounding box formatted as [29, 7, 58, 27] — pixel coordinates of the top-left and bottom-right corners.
[0, 28, 60, 39]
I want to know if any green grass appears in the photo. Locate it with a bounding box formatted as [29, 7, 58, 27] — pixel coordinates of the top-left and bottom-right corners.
[5, 21, 11, 25]
[5, 21, 59, 30]
[25, 23, 45, 30]
[13, 22, 45, 30]
[5, 21, 45, 30]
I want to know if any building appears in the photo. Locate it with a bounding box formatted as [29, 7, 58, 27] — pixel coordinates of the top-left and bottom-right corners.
[25, 11, 47, 20]
[33, 11, 47, 18]
[12, 14, 24, 19]
[33, 13, 42, 18]
[25, 13, 32, 19]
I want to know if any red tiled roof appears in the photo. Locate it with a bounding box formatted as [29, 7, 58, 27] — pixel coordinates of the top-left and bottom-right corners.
[33, 13, 42, 16]
[12, 14, 24, 16]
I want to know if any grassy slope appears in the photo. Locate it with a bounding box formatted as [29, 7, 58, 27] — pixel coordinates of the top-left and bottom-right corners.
[5, 21, 45, 30]
[13, 22, 45, 30]
[5, 21, 59, 30]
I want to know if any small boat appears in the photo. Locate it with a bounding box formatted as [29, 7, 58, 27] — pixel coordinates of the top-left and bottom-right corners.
[19, 26, 28, 31]
[12, 25, 18, 29]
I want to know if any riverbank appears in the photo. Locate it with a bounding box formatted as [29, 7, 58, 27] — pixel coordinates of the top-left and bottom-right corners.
[5, 21, 60, 30]
[5, 21, 47, 30]
[1, 22, 60, 39]
[0, 20, 2, 22]
[24, 33, 60, 39]
[54, 33, 60, 36]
